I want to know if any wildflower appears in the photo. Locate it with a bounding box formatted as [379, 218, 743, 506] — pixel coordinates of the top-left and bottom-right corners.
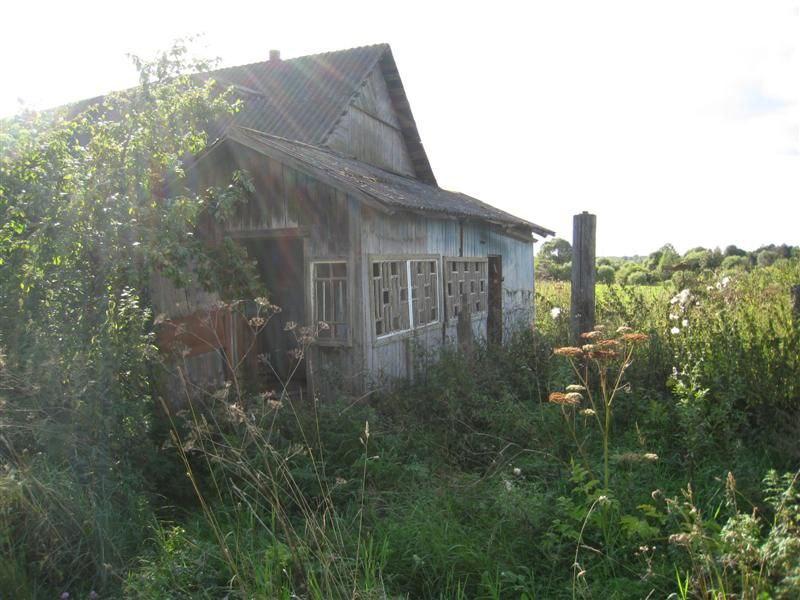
[621, 332, 649, 343]
[248, 316, 265, 328]
[512, 467, 522, 477]
[589, 349, 619, 361]
[318, 321, 330, 330]
[566, 384, 586, 392]
[580, 330, 603, 340]
[682, 318, 689, 327]
[334, 477, 348, 486]
[550, 306, 562, 319]
[284, 320, 297, 331]
[670, 326, 680, 335]
[254, 296, 271, 307]
[616, 325, 632, 334]
[581, 344, 597, 353]
[597, 339, 621, 348]
[548, 392, 580, 406]
[553, 346, 583, 358]
[565, 392, 584, 403]
[503, 479, 513, 491]
[593, 325, 605, 331]
[643, 453, 659, 462]
[597, 495, 609, 505]
[670, 289, 692, 306]
[579, 408, 596, 417]
[669, 533, 692, 546]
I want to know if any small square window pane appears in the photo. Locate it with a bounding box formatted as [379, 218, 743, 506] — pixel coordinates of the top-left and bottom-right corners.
[332, 263, 346, 277]
[316, 263, 330, 278]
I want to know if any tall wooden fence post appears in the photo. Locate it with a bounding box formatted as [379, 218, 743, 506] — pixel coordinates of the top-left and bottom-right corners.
[792, 284, 800, 327]
[571, 212, 596, 342]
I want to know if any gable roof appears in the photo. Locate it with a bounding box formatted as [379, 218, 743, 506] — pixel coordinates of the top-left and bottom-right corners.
[224, 127, 554, 238]
[208, 44, 437, 185]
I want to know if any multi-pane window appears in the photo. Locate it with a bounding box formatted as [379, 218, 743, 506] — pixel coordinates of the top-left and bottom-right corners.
[313, 262, 348, 342]
[371, 260, 410, 336]
[444, 258, 488, 320]
[371, 257, 440, 337]
[411, 259, 438, 326]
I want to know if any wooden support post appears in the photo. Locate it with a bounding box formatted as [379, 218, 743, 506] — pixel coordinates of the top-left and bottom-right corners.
[571, 212, 596, 342]
[792, 284, 800, 327]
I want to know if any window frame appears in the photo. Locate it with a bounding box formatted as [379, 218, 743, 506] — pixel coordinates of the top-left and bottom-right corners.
[443, 256, 489, 322]
[310, 258, 352, 347]
[369, 254, 442, 343]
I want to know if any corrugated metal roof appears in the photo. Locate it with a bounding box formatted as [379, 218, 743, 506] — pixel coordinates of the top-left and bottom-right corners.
[227, 127, 554, 238]
[211, 44, 387, 144]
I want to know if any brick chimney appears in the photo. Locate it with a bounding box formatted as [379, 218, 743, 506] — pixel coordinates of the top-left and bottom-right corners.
[269, 49, 281, 62]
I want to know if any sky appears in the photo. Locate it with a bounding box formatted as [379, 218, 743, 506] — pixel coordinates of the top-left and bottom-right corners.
[2, 0, 799, 256]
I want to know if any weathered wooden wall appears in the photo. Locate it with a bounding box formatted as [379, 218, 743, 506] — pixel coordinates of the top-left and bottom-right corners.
[325, 66, 416, 176]
[358, 209, 535, 386]
[153, 142, 365, 396]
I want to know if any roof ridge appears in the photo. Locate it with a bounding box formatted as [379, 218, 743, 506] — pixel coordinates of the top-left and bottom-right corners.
[208, 43, 390, 79]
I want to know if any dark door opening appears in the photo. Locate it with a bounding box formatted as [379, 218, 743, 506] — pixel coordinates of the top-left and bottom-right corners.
[488, 255, 503, 345]
[241, 236, 306, 386]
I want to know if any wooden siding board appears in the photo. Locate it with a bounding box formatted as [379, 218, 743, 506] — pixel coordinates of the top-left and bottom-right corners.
[326, 65, 416, 176]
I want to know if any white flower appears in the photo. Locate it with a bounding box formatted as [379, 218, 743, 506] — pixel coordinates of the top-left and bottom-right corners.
[550, 307, 562, 319]
[670, 326, 681, 335]
[670, 289, 691, 307]
[512, 467, 522, 477]
[682, 319, 689, 327]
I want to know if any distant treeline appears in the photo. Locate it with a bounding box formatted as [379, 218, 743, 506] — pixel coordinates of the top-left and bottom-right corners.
[535, 238, 800, 284]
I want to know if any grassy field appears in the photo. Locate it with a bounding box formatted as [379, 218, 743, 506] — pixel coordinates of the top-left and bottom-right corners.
[2, 261, 799, 598]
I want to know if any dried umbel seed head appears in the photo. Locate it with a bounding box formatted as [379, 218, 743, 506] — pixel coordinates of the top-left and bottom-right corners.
[669, 533, 692, 546]
[549, 392, 581, 406]
[566, 384, 586, 392]
[554, 346, 584, 358]
[597, 339, 621, 349]
[283, 320, 297, 331]
[593, 325, 606, 331]
[580, 330, 603, 340]
[581, 344, 597, 353]
[248, 316, 266, 328]
[616, 325, 632, 334]
[565, 392, 583, 403]
[589, 349, 619, 361]
[621, 332, 649, 344]
[579, 408, 596, 417]
[643, 453, 659, 462]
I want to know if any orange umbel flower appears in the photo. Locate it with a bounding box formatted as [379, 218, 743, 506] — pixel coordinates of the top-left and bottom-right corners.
[589, 349, 620, 361]
[580, 330, 603, 340]
[549, 392, 581, 406]
[597, 338, 621, 348]
[553, 346, 584, 358]
[621, 333, 649, 344]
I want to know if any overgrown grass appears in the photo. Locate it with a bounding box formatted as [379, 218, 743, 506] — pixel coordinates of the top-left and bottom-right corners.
[2, 261, 799, 598]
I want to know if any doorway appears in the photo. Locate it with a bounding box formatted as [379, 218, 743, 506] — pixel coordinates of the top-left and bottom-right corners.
[241, 236, 306, 387]
[488, 255, 503, 345]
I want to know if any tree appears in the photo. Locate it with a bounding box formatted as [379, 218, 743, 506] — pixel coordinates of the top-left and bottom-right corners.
[536, 237, 573, 280]
[597, 264, 615, 284]
[0, 43, 253, 590]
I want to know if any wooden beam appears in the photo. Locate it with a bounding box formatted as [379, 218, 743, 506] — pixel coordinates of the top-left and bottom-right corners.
[570, 212, 596, 341]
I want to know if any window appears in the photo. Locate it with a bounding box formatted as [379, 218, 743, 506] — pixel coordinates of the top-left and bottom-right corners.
[371, 260, 410, 336]
[371, 257, 440, 337]
[313, 262, 348, 342]
[444, 257, 488, 320]
[411, 259, 438, 326]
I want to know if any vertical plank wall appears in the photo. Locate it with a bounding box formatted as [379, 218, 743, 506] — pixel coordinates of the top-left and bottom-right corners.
[359, 209, 535, 387]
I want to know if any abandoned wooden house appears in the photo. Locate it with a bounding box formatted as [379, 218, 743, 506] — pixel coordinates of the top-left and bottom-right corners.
[151, 44, 554, 394]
